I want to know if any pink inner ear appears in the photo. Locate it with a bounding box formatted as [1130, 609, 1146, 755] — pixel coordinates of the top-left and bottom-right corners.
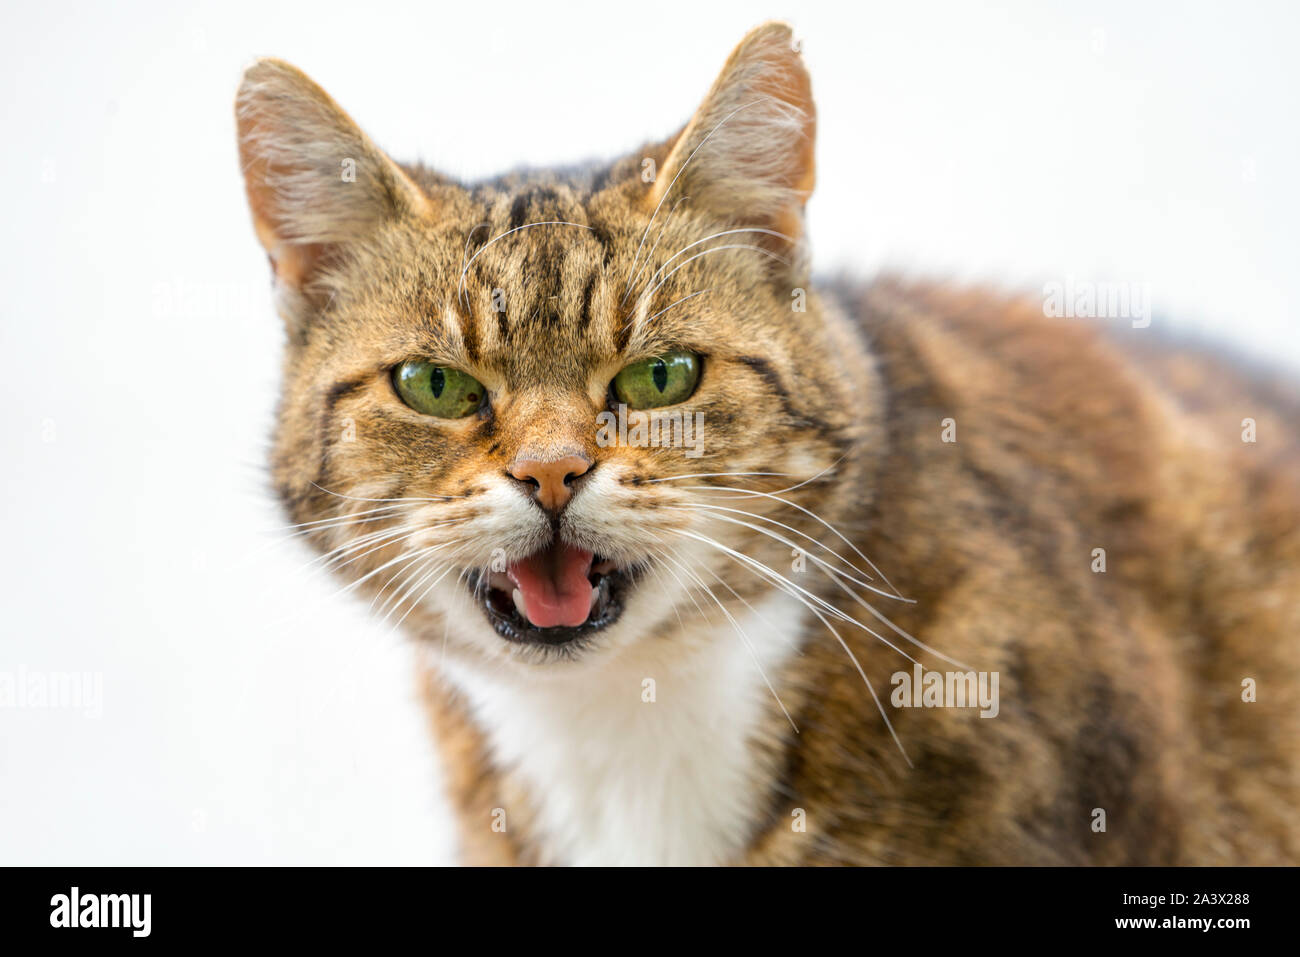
[269, 241, 326, 290]
[252, 215, 318, 288]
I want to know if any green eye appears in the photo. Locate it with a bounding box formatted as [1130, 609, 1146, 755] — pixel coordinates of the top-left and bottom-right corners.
[392, 360, 485, 418]
[611, 352, 701, 409]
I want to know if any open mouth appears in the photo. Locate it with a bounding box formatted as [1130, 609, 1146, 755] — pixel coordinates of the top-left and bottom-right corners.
[470, 543, 631, 646]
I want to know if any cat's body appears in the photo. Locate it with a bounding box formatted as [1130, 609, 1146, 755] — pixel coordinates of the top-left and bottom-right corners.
[237, 24, 1300, 866]
[422, 278, 1300, 865]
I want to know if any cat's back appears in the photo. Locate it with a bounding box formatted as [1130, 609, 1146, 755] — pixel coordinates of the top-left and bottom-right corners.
[837, 276, 1300, 566]
[778, 278, 1300, 864]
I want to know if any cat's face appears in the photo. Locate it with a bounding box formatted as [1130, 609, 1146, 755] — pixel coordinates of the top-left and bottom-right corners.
[240, 23, 879, 669]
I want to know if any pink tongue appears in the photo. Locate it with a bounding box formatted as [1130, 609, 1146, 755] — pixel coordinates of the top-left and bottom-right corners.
[506, 544, 595, 628]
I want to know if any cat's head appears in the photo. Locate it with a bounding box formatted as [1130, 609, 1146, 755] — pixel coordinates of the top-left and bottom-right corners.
[238, 22, 881, 669]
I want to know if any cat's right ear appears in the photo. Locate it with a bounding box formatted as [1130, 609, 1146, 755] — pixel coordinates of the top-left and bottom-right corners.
[235, 59, 432, 297]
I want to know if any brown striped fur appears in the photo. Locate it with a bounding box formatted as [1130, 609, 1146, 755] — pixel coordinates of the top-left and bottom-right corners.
[237, 23, 1300, 864]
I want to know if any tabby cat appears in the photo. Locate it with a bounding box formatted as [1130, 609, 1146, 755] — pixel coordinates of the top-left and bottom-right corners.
[236, 22, 1300, 865]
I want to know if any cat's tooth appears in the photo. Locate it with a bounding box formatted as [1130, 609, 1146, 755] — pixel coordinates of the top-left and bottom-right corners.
[589, 585, 600, 613]
[512, 588, 527, 617]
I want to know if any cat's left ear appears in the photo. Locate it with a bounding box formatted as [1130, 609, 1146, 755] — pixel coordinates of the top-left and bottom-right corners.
[647, 22, 815, 260]
[235, 58, 433, 294]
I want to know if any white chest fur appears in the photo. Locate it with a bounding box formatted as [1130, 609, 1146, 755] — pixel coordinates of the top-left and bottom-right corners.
[442, 591, 806, 866]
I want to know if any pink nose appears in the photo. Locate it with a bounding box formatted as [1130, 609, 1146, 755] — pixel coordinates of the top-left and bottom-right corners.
[507, 454, 592, 514]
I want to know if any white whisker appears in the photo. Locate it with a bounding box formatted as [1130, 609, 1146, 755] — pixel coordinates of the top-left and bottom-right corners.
[622, 289, 714, 334]
[634, 244, 790, 312]
[672, 528, 916, 664]
[657, 550, 799, 733]
[669, 528, 912, 765]
[621, 195, 688, 303]
[669, 502, 879, 588]
[674, 484, 910, 601]
[309, 482, 463, 505]
[638, 227, 791, 303]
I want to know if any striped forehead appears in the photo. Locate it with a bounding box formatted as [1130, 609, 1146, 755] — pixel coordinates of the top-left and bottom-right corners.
[454, 185, 621, 382]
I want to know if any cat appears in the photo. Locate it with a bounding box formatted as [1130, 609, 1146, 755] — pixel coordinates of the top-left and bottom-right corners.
[236, 21, 1300, 865]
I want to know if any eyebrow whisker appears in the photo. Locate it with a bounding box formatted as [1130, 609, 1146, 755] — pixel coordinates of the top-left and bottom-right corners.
[457, 220, 594, 306]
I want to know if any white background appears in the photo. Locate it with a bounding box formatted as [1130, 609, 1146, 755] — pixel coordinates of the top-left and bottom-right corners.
[2, 0, 1297, 864]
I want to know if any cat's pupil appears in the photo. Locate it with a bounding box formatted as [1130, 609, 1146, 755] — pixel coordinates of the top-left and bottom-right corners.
[431, 367, 445, 398]
[652, 359, 668, 392]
